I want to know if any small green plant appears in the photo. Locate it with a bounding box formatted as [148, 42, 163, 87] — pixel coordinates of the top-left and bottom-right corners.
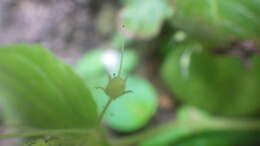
[96, 43, 133, 124]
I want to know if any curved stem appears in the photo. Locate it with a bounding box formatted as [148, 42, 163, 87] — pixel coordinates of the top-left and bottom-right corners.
[96, 98, 114, 146]
[97, 98, 113, 125]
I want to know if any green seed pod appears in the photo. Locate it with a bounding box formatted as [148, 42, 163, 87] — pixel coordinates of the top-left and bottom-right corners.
[104, 75, 128, 99]
[96, 43, 132, 100]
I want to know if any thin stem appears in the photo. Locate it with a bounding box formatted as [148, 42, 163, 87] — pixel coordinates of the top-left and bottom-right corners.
[97, 98, 113, 125]
[118, 40, 124, 77]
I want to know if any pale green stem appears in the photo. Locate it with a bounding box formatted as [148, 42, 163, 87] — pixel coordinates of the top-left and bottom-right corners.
[95, 98, 114, 146]
[97, 98, 114, 125]
[118, 40, 125, 77]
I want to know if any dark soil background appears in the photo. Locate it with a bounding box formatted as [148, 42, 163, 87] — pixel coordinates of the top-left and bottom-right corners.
[0, 0, 118, 64]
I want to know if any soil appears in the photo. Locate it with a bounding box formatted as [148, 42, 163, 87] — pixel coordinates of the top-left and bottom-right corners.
[0, 0, 118, 64]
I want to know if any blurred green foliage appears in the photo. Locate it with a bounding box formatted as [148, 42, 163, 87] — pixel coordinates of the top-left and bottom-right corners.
[119, 0, 260, 144]
[0, 45, 98, 129]
[75, 48, 138, 82]
[0, 0, 260, 145]
[141, 106, 260, 146]
[120, 0, 173, 39]
[172, 0, 260, 46]
[173, 131, 260, 146]
[161, 41, 260, 117]
[27, 139, 48, 146]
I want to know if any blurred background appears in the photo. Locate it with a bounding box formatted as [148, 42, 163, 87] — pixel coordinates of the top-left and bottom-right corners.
[0, 0, 260, 146]
[0, 0, 118, 64]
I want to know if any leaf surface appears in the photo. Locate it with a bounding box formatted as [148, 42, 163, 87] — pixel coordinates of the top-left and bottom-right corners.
[0, 44, 98, 129]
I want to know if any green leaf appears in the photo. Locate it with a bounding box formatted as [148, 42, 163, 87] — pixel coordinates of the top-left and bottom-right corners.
[140, 106, 260, 146]
[161, 41, 260, 116]
[0, 44, 98, 129]
[105, 76, 158, 132]
[171, 0, 260, 46]
[120, 0, 173, 39]
[173, 131, 260, 146]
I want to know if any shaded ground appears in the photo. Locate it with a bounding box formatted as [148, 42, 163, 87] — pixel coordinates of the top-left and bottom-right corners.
[0, 0, 117, 64]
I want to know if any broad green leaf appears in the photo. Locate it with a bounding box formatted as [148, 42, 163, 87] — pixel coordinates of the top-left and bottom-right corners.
[173, 131, 260, 146]
[120, 0, 173, 39]
[171, 0, 260, 46]
[105, 76, 158, 132]
[141, 106, 260, 146]
[161, 41, 260, 116]
[0, 44, 98, 129]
